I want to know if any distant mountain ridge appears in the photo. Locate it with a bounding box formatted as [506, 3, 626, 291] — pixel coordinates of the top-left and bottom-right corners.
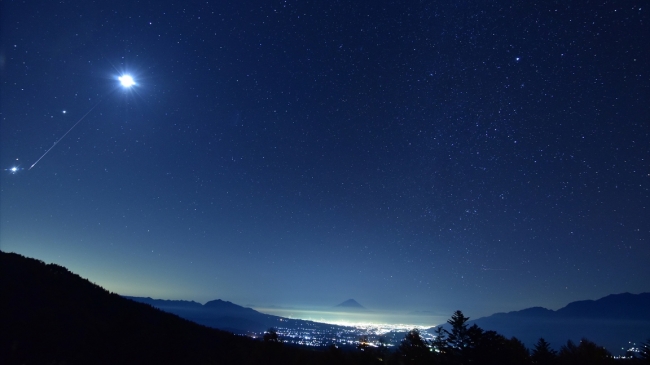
[125, 297, 261, 316]
[554, 292, 650, 320]
[124, 295, 351, 335]
[442, 292, 650, 353]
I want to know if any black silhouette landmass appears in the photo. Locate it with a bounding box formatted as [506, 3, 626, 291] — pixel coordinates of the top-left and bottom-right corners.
[0, 251, 339, 365]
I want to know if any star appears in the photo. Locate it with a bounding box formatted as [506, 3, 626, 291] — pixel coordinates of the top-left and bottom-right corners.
[4, 166, 23, 174]
[119, 75, 136, 88]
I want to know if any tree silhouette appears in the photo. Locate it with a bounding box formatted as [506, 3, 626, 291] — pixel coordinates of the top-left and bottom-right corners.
[357, 335, 371, 351]
[263, 327, 281, 344]
[430, 326, 447, 352]
[326, 344, 345, 364]
[447, 322, 531, 365]
[376, 336, 390, 362]
[398, 329, 430, 364]
[557, 339, 614, 365]
[355, 335, 384, 365]
[468, 328, 506, 365]
[503, 337, 531, 365]
[429, 326, 449, 365]
[532, 338, 557, 365]
[446, 310, 472, 361]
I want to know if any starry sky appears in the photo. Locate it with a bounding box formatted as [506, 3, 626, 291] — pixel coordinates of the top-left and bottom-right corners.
[1, 0, 649, 325]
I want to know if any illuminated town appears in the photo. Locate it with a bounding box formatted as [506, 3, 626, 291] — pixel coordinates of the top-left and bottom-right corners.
[250, 320, 437, 348]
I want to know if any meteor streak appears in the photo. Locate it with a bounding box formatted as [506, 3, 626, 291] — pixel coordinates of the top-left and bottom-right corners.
[28, 100, 102, 170]
[26, 73, 136, 171]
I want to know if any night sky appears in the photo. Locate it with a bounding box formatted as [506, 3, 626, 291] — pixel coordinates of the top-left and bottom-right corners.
[2, 1, 648, 325]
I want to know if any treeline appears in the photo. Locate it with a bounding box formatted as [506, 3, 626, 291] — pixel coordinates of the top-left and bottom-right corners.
[340, 310, 650, 365]
[257, 310, 650, 365]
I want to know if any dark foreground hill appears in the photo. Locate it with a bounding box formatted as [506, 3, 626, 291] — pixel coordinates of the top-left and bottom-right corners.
[0, 251, 345, 365]
[0, 251, 251, 364]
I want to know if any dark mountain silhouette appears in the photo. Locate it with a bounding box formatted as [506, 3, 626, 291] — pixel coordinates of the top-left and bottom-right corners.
[441, 292, 650, 353]
[0, 251, 259, 364]
[0, 251, 346, 365]
[554, 292, 650, 320]
[335, 299, 366, 310]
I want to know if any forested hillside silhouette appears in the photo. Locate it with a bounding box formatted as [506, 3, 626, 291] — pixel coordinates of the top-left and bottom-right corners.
[2, 251, 649, 365]
[1, 251, 339, 364]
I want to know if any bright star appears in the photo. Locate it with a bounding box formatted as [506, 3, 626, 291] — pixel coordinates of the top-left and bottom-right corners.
[4, 166, 23, 174]
[119, 75, 136, 88]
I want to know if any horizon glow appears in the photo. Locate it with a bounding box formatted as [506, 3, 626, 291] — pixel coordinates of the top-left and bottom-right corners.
[251, 306, 446, 329]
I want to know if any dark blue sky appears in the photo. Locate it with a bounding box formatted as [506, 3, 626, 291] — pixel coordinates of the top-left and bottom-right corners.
[2, 0, 648, 324]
